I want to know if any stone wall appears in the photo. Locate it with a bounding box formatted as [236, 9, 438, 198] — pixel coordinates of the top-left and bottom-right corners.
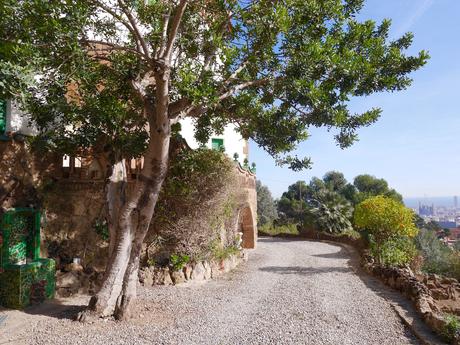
[1, 138, 258, 298]
[139, 251, 248, 287]
[363, 261, 460, 344]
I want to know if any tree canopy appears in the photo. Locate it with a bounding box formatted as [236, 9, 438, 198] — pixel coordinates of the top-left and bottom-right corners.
[1, 0, 428, 167]
[256, 180, 278, 226]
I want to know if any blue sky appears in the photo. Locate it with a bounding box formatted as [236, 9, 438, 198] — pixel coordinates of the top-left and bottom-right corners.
[250, 0, 460, 199]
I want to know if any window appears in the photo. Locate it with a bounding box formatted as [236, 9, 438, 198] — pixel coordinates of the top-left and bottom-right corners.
[0, 100, 7, 135]
[211, 138, 224, 151]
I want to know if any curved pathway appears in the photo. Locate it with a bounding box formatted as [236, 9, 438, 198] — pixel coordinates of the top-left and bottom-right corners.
[3, 238, 419, 344]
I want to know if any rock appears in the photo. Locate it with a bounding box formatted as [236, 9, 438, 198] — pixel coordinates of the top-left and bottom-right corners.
[57, 271, 80, 289]
[171, 270, 186, 284]
[163, 268, 173, 285]
[139, 268, 154, 287]
[210, 261, 221, 278]
[426, 282, 437, 290]
[425, 312, 446, 332]
[155, 268, 173, 285]
[183, 265, 193, 280]
[442, 277, 458, 285]
[64, 263, 84, 272]
[191, 262, 206, 281]
[203, 261, 212, 280]
[431, 289, 449, 300]
[416, 296, 434, 315]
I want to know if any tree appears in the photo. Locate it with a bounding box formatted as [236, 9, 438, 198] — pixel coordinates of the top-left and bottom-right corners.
[1, 0, 428, 319]
[353, 174, 403, 204]
[354, 196, 418, 264]
[256, 180, 277, 226]
[323, 171, 347, 192]
[277, 181, 309, 226]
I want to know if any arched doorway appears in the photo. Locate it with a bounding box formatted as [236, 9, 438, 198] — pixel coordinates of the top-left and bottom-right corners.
[239, 206, 256, 249]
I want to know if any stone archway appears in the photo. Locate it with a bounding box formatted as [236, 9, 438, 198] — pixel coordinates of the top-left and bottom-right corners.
[239, 205, 256, 249]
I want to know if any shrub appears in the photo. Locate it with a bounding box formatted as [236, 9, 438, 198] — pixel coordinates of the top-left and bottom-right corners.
[341, 228, 362, 240]
[441, 314, 460, 343]
[169, 254, 190, 271]
[258, 223, 299, 236]
[416, 228, 452, 274]
[212, 245, 240, 261]
[354, 196, 418, 265]
[310, 189, 353, 234]
[256, 180, 278, 226]
[93, 219, 109, 241]
[371, 237, 417, 266]
[148, 147, 241, 261]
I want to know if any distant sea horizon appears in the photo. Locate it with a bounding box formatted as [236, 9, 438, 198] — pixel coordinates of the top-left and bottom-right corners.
[404, 196, 458, 209]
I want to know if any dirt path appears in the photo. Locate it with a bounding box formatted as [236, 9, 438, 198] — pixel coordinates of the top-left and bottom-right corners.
[1, 237, 420, 345]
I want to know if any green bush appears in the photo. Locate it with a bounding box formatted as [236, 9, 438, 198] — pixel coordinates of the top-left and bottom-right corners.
[310, 189, 353, 234]
[441, 314, 460, 343]
[354, 196, 418, 265]
[415, 229, 460, 280]
[169, 254, 190, 271]
[370, 237, 417, 266]
[93, 219, 109, 241]
[258, 223, 299, 236]
[341, 228, 362, 240]
[212, 245, 240, 261]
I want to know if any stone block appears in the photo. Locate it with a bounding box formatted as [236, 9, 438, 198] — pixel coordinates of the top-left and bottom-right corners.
[191, 262, 206, 281]
[171, 270, 186, 285]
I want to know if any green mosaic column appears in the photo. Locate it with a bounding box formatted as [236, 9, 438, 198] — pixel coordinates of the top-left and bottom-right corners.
[0, 209, 55, 309]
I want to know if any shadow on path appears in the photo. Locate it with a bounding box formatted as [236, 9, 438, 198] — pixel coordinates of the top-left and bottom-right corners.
[259, 265, 352, 275]
[22, 300, 85, 320]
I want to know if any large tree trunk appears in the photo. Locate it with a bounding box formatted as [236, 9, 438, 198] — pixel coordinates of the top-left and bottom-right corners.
[81, 97, 171, 320]
[77, 62, 174, 322]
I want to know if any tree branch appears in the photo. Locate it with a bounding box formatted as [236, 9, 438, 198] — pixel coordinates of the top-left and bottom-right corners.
[94, 0, 144, 56]
[224, 59, 250, 86]
[157, 9, 172, 59]
[83, 40, 146, 58]
[117, 0, 150, 59]
[163, 0, 188, 62]
[218, 78, 272, 101]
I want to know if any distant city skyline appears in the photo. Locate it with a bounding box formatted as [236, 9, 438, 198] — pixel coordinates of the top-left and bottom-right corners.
[249, 0, 460, 199]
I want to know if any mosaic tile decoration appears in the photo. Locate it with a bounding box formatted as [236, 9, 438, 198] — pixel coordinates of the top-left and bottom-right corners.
[0, 209, 55, 309]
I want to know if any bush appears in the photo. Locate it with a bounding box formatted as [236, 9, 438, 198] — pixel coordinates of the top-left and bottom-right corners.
[169, 254, 190, 271]
[258, 223, 299, 236]
[212, 245, 240, 261]
[148, 147, 242, 262]
[310, 189, 353, 234]
[354, 196, 418, 265]
[415, 228, 460, 280]
[441, 314, 460, 343]
[370, 237, 417, 266]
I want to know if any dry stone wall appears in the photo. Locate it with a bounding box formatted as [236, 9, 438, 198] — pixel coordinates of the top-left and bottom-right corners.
[139, 252, 248, 287]
[363, 261, 460, 344]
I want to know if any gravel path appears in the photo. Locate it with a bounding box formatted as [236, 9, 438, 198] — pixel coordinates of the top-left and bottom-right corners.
[2, 238, 419, 345]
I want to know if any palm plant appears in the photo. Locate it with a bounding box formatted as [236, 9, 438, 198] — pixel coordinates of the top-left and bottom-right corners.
[310, 189, 353, 234]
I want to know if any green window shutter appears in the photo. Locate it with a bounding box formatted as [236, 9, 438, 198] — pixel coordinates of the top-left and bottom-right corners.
[0, 100, 6, 135]
[211, 138, 224, 151]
